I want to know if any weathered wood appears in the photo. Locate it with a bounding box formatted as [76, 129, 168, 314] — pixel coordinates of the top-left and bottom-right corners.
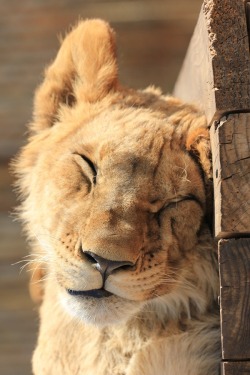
[174, 0, 250, 123]
[219, 238, 250, 360]
[222, 361, 250, 375]
[246, 2, 250, 43]
[169, 0, 250, 368]
[210, 113, 250, 238]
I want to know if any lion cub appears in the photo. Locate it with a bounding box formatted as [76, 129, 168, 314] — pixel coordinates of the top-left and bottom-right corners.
[14, 19, 220, 375]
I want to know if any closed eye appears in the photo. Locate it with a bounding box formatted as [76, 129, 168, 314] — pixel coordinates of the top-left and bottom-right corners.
[79, 155, 97, 184]
[166, 194, 203, 210]
[73, 153, 97, 185]
[155, 194, 203, 225]
[178, 194, 203, 207]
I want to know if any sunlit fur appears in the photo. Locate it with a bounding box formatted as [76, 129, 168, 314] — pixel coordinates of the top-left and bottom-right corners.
[13, 19, 220, 375]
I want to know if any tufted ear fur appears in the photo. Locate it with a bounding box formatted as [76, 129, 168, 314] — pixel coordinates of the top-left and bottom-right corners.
[186, 127, 213, 225]
[31, 19, 118, 132]
[186, 128, 212, 180]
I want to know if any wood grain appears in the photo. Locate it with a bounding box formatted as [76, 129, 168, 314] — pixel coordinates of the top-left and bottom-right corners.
[174, 0, 250, 123]
[219, 239, 250, 360]
[210, 113, 250, 237]
[222, 361, 250, 375]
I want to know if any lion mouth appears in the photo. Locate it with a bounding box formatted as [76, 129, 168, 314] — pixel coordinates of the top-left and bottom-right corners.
[67, 288, 113, 299]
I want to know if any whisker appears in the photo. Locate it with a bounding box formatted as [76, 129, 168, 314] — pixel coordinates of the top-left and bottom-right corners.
[29, 273, 54, 286]
[13, 252, 51, 276]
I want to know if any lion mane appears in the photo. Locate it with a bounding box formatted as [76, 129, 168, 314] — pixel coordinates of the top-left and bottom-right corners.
[14, 19, 220, 375]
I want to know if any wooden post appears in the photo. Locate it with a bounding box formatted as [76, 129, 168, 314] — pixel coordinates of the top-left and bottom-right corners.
[210, 113, 250, 238]
[219, 239, 250, 360]
[174, 0, 250, 123]
[174, 0, 250, 372]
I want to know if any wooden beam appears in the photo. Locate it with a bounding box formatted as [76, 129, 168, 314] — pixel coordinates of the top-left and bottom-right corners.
[210, 113, 250, 238]
[174, 0, 250, 367]
[222, 361, 250, 375]
[219, 239, 250, 360]
[174, 0, 250, 123]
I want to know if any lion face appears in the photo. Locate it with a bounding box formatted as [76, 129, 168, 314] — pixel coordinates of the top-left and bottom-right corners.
[15, 20, 213, 326]
[23, 105, 207, 325]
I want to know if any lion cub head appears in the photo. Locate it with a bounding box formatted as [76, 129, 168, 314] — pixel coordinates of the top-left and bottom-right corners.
[15, 20, 217, 326]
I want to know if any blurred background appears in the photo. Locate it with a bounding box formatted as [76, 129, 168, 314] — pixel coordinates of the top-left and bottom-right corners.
[1, 0, 202, 374]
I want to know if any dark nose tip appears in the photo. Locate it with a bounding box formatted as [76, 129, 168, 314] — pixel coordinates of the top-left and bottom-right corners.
[82, 250, 134, 280]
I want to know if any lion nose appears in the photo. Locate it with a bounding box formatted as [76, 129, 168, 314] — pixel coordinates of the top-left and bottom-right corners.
[82, 250, 134, 280]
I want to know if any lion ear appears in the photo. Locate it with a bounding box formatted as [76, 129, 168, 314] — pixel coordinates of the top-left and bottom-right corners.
[186, 128, 212, 180]
[31, 19, 118, 132]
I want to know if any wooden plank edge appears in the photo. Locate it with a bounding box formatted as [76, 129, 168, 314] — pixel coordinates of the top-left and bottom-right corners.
[174, 0, 250, 123]
[222, 360, 250, 374]
[210, 111, 250, 238]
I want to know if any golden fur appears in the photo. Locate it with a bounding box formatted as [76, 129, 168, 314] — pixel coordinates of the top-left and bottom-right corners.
[14, 20, 220, 375]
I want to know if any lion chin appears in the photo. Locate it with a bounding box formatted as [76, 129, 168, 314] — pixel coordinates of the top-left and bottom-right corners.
[14, 19, 220, 375]
[59, 291, 143, 327]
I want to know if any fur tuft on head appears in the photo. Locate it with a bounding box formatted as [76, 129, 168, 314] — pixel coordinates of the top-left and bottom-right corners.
[32, 19, 118, 132]
[186, 128, 212, 180]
